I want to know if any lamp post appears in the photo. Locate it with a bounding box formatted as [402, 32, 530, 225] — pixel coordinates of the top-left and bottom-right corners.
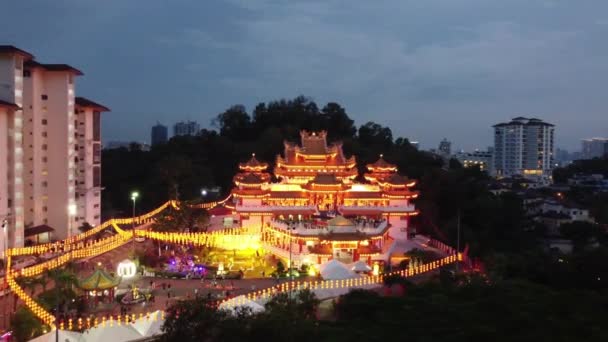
[68, 204, 77, 237]
[131, 192, 139, 252]
[1, 218, 8, 261]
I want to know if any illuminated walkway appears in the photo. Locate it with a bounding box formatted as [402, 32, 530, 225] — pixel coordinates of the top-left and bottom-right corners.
[3, 198, 461, 331]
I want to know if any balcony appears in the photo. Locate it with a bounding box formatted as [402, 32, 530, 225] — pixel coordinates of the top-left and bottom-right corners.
[236, 204, 317, 213]
[338, 204, 415, 213]
[270, 219, 388, 237]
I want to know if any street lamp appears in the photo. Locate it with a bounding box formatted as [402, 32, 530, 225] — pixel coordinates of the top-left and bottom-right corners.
[131, 192, 139, 229]
[1, 218, 8, 260]
[68, 204, 77, 237]
[201, 189, 208, 197]
[131, 192, 139, 251]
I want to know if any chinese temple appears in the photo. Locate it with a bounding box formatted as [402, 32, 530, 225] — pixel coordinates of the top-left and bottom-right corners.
[231, 130, 419, 266]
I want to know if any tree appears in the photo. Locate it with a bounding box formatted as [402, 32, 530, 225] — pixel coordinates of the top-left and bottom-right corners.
[214, 105, 251, 141]
[10, 307, 46, 342]
[560, 221, 600, 251]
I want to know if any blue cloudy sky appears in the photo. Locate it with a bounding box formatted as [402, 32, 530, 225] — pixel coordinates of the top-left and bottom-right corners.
[2, 0, 607, 151]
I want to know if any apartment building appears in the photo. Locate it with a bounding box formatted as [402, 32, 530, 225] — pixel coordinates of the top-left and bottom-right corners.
[493, 117, 555, 181]
[75, 97, 108, 227]
[0, 45, 109, 248]
[0, 46, 30, 251]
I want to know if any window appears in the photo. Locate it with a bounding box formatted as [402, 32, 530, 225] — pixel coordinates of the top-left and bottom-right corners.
[42, 181, 48, 187]
[93, 143, 101, 164]
[94, 204, 100, 208]
[42, 157, 47, 163]
[93, 166, 101, 187]
[43, 206, 48, 212]
[42, 144, 47, 150]
[42, 119, 47, 125]
[23, 70, 31, 77]
[93, 111, 101, 141]
[42, 132, 47, 137]
[41, 95, 48, 100]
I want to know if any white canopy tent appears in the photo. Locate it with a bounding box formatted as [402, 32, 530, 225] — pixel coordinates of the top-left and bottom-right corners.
[80, 324, 143, 342]
[319, 260, 356, 280]
[28, 330, 82, 342]
[130, 311, 164, 337]
[350, 260, 372, 272]
[219, 295, 265, 314]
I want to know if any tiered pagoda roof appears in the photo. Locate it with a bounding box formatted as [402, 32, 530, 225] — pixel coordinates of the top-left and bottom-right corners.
[275, 131, 358, 183]
[233, 153, 272, 198]
[239, 153, 269, 172]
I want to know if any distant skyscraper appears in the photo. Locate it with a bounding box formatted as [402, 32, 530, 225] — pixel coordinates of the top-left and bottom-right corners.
[151, 122, 168, 146]
[438, 138, 451, 156]
[581, 137, 608, 159]
[493, 117, 555, 179]
[173, 120, 200, 136]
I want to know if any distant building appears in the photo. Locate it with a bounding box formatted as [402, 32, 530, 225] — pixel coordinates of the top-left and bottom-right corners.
[438, 138, 451, 156]
[605, 141, 608, 158]
[105, 141, 131, 149]
[493, 117, 555, 181]
[104, 141, 150, 151]
[173, 120, 200, 136]
[455, 149, 494, 173]
[151, 122, 168, 146]
[581, 137, 608, 159]
[410, 141, 419, 150]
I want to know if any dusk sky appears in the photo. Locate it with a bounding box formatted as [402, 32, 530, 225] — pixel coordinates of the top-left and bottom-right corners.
[2, 0, 607, 151]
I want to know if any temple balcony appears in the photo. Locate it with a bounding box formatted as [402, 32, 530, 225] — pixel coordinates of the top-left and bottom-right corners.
[270, 219, 389, 237]
[236, 204, 317, 213]
[338, 204, 416, 214]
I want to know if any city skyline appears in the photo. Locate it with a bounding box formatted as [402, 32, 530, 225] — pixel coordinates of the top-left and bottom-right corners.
[2, 1, 607, 150]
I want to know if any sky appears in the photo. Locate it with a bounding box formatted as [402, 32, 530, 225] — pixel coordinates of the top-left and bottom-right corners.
[1, 0, 607, 151]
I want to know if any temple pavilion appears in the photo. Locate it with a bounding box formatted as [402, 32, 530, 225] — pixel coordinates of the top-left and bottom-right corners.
[231, 130, 419, 266]
[77, 269, 120, 304]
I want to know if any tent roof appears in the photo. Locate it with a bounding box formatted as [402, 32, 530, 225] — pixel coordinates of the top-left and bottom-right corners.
[219, 295, 265, 314]
[351, 260, 372, 272]
[82, 324, 143, 342]
[77, 268, 120, 290]
[28, 330, 82, 342]
[320, 260, 355, 280]
[130, 311, 164, 337]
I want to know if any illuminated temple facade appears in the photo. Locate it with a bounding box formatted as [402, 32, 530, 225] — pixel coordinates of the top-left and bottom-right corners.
[231, 131, 419, 266]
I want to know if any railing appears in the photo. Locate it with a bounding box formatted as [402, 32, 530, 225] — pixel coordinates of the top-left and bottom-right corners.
[236, 205, 317, 212]
[270, 220, 388, 236]
[222, 253, 462, 309]
[339, 205, 416, 212]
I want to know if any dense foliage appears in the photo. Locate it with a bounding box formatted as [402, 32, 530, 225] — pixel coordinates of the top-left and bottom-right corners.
[162, 276, 608, 342]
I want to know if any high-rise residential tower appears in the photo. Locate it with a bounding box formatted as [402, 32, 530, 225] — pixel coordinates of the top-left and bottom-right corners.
[493, 117, 554, 180]
[151, 122, 168, 145]
[0, 45, 109, 248]
[581, 138, 608, 159]
[173, 120, 199, 136]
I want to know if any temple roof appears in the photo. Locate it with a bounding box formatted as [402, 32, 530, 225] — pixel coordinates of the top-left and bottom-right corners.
[310, 174, 341, 185]
[234, 172, 270, 185]
[77, 269, 120, 290]
[366, 155, 397, 171]
[379, 173, 410, 186]
[327, 216, 354, 227]
[239, 154, 269, 171]
[300, 131, 329, 154]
